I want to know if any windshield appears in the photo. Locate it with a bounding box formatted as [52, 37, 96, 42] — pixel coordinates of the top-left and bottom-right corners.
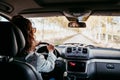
[28, 16, 120, 49]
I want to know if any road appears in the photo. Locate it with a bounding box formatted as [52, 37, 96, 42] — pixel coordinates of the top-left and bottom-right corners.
[63, 34, 98, 46]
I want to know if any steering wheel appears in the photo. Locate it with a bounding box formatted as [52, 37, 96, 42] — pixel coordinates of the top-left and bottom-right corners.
[35, 42, 60, 58]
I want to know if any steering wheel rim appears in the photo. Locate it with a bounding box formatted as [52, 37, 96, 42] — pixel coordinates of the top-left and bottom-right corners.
[35, 42, 60, 58]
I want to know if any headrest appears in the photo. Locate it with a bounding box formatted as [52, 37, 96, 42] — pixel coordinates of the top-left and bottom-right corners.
[0, 22, 25, 57]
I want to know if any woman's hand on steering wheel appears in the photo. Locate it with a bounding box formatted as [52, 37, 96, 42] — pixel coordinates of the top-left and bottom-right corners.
[47, 44, 55, 52]
[35, 42, 60, 58]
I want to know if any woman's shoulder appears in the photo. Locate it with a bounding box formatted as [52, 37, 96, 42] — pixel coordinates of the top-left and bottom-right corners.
[25, 52, 44, 60]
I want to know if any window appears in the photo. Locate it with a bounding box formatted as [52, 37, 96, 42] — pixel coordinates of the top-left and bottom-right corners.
[0, 16, 8, 22]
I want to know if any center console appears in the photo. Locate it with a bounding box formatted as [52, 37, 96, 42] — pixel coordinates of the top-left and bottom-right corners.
[63, 46, 90, 59]
[65, 60, 95, 80]
[62, 46, 95, 80]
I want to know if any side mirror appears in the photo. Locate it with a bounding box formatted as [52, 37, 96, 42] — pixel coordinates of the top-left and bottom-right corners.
[68, 21, 86, 28]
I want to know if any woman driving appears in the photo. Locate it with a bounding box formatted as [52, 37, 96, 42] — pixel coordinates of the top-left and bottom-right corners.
[11, 15, 57, 79]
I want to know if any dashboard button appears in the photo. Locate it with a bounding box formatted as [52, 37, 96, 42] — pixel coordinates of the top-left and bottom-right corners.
[106, 63, 114, 69]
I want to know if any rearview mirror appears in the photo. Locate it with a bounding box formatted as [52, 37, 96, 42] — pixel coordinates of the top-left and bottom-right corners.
[68, 21, 86, 28]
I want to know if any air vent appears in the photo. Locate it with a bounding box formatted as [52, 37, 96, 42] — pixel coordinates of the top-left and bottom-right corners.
[82, 48, 88, 54]
[78, 47, 81, 51]
[66, 47, 72, 53]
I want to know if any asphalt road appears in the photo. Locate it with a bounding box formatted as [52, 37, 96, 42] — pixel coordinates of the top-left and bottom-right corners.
[63, 34, 98, 46]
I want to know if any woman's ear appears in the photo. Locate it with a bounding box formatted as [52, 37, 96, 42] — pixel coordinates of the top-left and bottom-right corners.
[32, 28, 36, 33]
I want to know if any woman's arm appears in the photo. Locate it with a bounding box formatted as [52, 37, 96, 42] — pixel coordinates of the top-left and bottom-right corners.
[25, 50, 57, 73]
[36, 52, 57, 72]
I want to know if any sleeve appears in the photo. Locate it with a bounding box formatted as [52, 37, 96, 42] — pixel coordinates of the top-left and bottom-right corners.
[26, 51, 57, 73]
[36, 52, 57, 72]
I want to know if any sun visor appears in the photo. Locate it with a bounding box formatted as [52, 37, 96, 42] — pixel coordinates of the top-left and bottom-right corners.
[0, 1, 13, 13]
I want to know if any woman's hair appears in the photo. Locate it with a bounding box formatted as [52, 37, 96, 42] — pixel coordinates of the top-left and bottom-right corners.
[11, 15, 36, 54]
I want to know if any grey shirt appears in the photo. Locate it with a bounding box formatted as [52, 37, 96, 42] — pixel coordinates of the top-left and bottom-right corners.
[25, 51, 57, 73]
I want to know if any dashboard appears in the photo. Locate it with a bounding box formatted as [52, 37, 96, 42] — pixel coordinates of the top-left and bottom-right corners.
[55, 44, 120, 80]
[62, 45, 89, 59]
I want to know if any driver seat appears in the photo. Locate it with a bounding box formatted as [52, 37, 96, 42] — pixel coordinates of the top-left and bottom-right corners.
[0, 22, 42, 80]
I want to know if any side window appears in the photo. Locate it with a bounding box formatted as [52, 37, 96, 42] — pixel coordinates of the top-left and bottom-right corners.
[0, 15, 9, 58]
[0, 15, 9, 22]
